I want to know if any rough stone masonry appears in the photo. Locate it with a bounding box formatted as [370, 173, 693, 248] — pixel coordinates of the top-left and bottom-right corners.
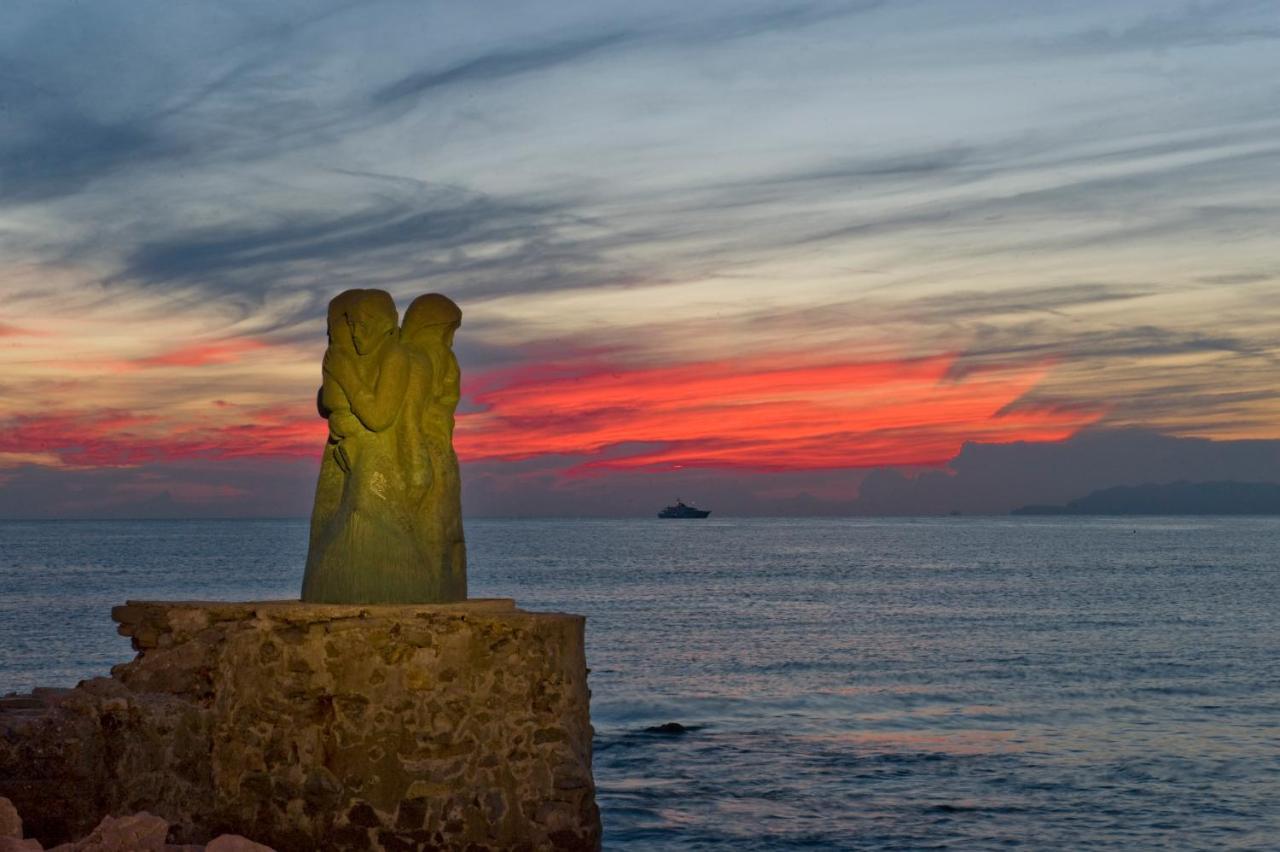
[0, 600, 600, 851]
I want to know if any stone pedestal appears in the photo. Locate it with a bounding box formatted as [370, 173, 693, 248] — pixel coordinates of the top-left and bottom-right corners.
[0, 600, 600, 851]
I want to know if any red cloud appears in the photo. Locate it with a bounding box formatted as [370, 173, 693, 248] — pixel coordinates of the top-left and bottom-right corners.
[0, 406, 325, 469]
[40, 339, 272, 375]
[0, 323, 49, 338]
[109, 339, 271, 371]
[0, 351, 1100, 476]
[455, 352, 1102, 473]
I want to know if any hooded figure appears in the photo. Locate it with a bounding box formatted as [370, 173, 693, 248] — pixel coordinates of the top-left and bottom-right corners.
[400, 293, 467, 601]
[302, 289, 463, 603]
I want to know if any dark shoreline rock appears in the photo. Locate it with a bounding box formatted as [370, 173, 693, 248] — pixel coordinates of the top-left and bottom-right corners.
[0, 802, 276, 851]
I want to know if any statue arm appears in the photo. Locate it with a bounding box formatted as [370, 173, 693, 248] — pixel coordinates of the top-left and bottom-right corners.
[430, 352, 461, 417]
[440, 353, 461, 409]
[318, 369, 361, 439]
[344, 347, 410, 432]
[329, 411, 362, 440]
[319, 369, 347, 415]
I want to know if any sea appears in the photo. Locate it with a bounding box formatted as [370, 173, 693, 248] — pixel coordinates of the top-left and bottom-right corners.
[1, 517, 1277, 850]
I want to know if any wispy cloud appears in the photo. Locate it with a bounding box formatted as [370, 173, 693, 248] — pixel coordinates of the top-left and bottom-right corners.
[1050, 0, 1280, 53]
[372, 32, 637, 104]
[114, 183, 617, 309]
[371, 2, 881, 105]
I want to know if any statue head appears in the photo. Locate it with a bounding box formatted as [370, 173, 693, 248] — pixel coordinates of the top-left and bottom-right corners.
[346, 289, 399, 355]
[327, 290, 364, 350]
[402, 294, 462, 350]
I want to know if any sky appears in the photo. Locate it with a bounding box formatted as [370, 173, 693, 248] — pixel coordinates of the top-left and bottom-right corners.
[1, 0, 1278, 517]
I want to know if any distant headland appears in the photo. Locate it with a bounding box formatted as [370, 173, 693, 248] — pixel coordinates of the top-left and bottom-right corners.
[1012, 481, 1280, 516]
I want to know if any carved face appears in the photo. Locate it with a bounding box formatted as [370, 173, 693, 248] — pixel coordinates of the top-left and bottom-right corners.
[347, 305, 392, 355]
[327, 315, 348, 349]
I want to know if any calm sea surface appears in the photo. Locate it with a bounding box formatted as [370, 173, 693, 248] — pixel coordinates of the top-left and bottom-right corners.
[2, 517, 1278, 849]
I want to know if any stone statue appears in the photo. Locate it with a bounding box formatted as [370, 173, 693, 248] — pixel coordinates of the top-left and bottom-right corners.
[302, 289, 467, 603]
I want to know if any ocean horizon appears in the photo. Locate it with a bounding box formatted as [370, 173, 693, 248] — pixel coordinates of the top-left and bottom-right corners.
[3, 516, 1278, 849]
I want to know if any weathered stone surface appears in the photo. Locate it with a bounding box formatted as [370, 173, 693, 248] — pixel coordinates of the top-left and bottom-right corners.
[0, 600, 599, 851]
[0, 837, 41, 851]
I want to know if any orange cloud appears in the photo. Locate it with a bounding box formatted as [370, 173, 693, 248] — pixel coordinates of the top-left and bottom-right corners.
[456, 352, 1103, 473]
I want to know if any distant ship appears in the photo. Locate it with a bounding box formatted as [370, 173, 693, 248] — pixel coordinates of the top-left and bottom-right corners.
[658, 499, 711, 519]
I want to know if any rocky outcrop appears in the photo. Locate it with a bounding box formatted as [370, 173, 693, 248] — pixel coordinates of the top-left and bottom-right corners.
[0, 600, 599, 851]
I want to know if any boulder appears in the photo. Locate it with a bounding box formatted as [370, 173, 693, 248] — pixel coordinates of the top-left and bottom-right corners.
[51, 813, 167, 852]
[0, 799, 20, 839]
[205, 836, 276, 852]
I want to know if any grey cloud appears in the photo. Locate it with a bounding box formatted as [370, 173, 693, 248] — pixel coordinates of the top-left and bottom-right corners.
[632, 118, 1280, 271]
[13, 0, 1276, 324]
[372, 32, 636, 104]
[1051, 0, 1280, 53]
[0, 53, 181, 203]
[896, 284, 1153, 324]
[791, 146, 1280, 258]
[643, 282, 1155, 346]
[712, 147, 979, 195]
[372, 2, 880, 106]
[944, 323, 1269, 379]
[693, 126, 1273, 216]
[986, 323, 1258, 359]
[0, 114, 179, 203]
[0, 2, 356, 203]
[686, 1, 883, 41]
[111, 181, 649, 328]
[126, 194, 561, 282]
[1197, 272, 1274, 286]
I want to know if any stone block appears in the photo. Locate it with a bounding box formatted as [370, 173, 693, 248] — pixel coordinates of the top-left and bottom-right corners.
[0, 600, 599, 851]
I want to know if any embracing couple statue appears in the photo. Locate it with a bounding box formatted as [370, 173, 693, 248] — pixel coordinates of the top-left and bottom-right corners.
[301, 289, 467, 604]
